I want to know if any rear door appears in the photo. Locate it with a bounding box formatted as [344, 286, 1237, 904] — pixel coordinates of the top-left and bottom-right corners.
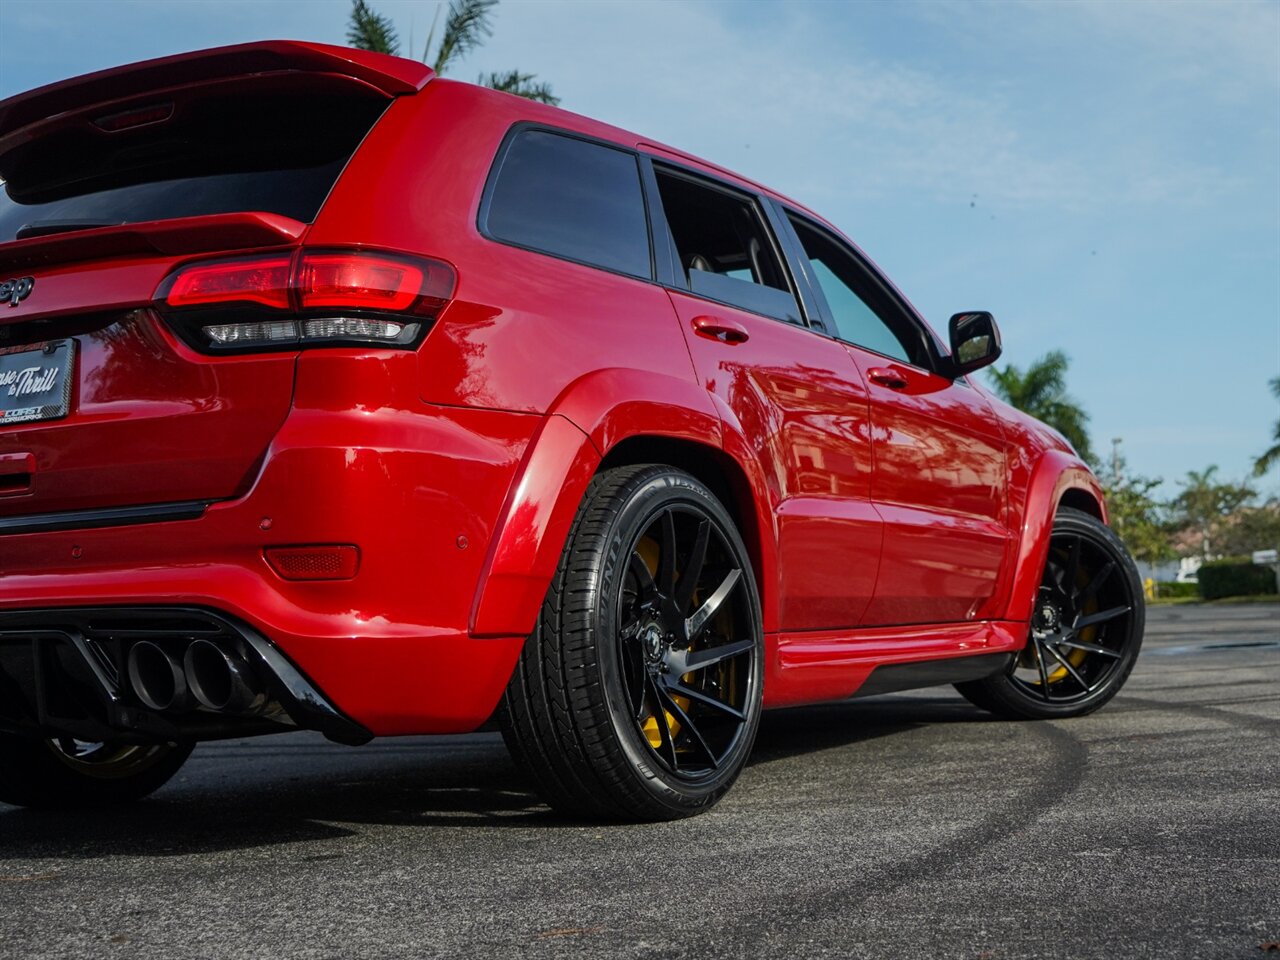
[0, 44, 406, 520]
[780, 211, 1011, 625]
[648, 163, 882, 631]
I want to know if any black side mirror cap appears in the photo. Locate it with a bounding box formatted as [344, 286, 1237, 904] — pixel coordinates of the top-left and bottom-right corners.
[944, 311, 1002, 378]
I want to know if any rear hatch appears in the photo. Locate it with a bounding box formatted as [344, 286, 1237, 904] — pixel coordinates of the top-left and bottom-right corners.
[0, 42, 430, 521]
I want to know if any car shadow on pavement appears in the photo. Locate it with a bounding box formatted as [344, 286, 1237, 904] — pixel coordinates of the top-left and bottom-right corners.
[750, 693, 995, 764]
[0, 693, 992, 860]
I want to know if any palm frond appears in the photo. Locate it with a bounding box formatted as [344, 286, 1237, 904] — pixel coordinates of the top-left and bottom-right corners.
[1254, 443, 1280, 476]
[433, 0, 497, 75]
[421, 3, 444, 64]
[1257, 377, 1280, 475]
[348, 0, 400, 56]
[480, 69, 560, 105]
[988, 350, 1093, 463]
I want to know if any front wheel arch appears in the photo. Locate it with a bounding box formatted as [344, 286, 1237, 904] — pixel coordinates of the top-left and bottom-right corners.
[957, 506, 1145, 719]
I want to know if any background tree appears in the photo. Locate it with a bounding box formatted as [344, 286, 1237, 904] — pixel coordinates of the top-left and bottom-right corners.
[1168, 465, 1256, 559]
[1213, 498, 1280, 557]
[987, 350, 1095, 464]
[347, 0, 558, 104]
[1098, 450, 1174, 576]
[1253, 376, 1280, 476]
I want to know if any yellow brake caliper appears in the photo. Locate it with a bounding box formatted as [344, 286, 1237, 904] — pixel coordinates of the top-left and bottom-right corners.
[635, 536, 692, 749]
[1044, 555, 1095, 684]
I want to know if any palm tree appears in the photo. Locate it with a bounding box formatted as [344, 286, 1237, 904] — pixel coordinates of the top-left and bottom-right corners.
[988, 350, 1095, 464]
[1253, 376, 1280, 476]
[1169, 465, 1256, 558]
[347, 0, 558, 104]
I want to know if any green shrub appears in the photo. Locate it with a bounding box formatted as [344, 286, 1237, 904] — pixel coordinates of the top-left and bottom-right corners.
[1197, 559, 1278, 600]
[1155, 581, 1198, 598]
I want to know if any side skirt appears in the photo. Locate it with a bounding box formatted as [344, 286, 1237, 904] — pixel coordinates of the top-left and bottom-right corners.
[765, 619, 1026, 708]
[850, 652, 1014, 699]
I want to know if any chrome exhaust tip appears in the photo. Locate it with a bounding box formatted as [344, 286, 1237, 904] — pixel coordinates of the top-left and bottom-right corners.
[126, 641, 190, 712]
[184, 639, 267, 716]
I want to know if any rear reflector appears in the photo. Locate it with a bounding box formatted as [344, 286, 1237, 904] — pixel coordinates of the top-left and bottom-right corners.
[264, 545, 360, 581]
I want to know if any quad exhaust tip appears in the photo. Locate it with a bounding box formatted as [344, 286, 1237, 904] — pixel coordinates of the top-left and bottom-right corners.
[125, 641, 189, 713]
[125, 639, 267, 717]
[184, 639, 267, 717]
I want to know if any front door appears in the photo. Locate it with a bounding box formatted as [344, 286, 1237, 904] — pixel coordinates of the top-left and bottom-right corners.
[781, 211, 1011, 625]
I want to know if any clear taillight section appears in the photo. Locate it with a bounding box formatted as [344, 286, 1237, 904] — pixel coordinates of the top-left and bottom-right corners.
[155, 249, 455, 351]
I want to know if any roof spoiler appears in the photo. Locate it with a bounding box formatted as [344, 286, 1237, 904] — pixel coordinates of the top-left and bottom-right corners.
[0, 40, 433, 141]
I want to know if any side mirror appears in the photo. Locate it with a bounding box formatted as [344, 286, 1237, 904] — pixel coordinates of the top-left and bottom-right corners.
[945, 311, 1002, 378]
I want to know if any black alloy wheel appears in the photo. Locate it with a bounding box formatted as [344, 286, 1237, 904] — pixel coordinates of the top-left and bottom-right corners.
[956, 507, 1144, 719]
[0, 735, 194, 809]
[616, 500, 755, 781]
[502, 465, 763, 821]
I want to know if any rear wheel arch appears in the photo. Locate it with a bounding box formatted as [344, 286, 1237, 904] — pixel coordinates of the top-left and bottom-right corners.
[598, 435, 770, 627]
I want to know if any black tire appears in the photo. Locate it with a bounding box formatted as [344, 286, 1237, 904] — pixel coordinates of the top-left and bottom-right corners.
[956, 506, 1145, 719]
[0, 736, 194, 809]
[501, 464, 764, 821]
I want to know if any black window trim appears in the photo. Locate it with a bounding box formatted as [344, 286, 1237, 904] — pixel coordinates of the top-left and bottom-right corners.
[640, 155, 813, 329]
[759, 196, 830, 333]
[777, 205, 951, 376]
[477, 121, 659, 284]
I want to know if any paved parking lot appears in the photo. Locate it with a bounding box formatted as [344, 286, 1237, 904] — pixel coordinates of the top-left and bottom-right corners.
[2, 603, 1277, 959]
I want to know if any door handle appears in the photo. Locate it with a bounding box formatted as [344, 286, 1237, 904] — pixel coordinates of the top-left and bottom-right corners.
[691, 315, 750, 344]
[867, 366, 909, 389]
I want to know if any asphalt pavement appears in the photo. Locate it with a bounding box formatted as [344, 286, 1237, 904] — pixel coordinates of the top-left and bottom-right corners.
[2, 603, 1277, 960]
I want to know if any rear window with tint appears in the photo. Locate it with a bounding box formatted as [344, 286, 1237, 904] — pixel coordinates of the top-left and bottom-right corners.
[0, 85, 388, 243]
[483, 129, 651, 279]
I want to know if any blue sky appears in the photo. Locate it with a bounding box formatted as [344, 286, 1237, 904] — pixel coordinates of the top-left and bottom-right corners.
[1, 0, 1277, 496]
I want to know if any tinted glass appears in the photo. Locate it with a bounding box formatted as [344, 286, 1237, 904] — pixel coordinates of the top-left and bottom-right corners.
[654, 169, 800, 323]
[486, 130, 651, 278]
[0, 88, 387, 242]
[790, 217, 921, 365]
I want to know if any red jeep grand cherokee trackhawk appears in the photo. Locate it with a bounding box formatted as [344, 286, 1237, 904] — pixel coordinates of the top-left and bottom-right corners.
[0, 42, 1143, 820]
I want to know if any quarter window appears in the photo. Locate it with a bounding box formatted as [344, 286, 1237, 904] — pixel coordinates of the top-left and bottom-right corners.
[789, 216, 926, 366]
[654, 169, 801, 323]
[485, 130, 651, 279]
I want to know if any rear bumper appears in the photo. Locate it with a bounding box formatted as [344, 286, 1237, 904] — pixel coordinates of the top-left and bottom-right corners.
[0, 400, 539, 736]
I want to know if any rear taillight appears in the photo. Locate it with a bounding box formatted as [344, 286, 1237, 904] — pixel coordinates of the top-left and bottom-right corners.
[155, 249, 455, 351]
[165, 255, 292, 310]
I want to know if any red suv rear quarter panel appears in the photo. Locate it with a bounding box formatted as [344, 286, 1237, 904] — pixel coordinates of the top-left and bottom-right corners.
[314, 80, 699, 415]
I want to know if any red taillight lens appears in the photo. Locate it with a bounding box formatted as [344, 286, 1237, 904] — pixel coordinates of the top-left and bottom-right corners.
[162, 254, 292, 309]
[298, 254, 424, 312]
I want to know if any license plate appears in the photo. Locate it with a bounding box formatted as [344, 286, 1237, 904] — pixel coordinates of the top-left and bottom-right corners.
[0, 339, 76, 426]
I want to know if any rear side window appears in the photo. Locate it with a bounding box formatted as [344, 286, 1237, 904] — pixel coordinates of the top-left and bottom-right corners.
[653, 168, 800, 324]
[0, 80, 389, 243]
[484, 130, 651, 279]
